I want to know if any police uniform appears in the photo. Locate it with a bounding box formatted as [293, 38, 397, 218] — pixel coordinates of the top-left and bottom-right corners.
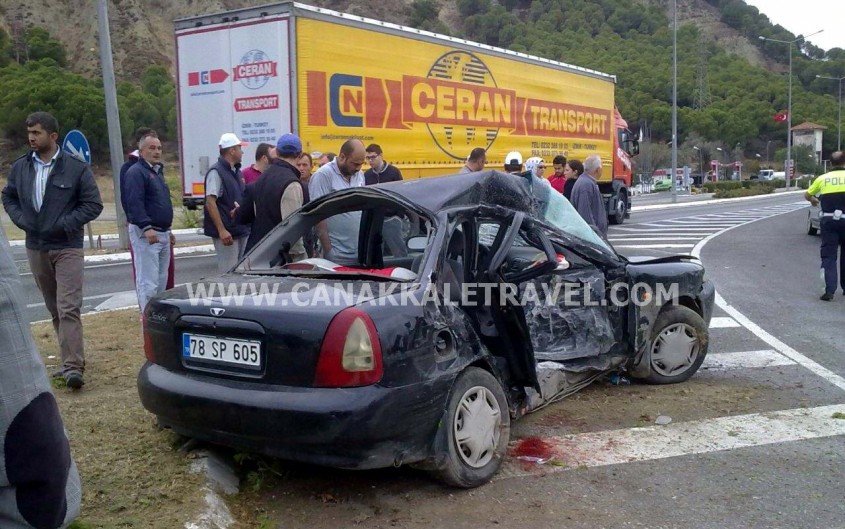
[807, 166, 845, 297]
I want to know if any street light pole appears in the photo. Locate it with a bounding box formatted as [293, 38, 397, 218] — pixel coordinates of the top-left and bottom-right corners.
[816, 74, 845, 151]
[759, 30, 823, 188]
[671, 0, 678, 203]
[97, 0, 128, 250]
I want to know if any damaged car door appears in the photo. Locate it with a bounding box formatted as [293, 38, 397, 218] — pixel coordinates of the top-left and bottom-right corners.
[471, 212, 557, 390]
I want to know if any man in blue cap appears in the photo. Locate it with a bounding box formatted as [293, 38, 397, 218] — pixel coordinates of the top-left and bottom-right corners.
[239, 133, 306, 258]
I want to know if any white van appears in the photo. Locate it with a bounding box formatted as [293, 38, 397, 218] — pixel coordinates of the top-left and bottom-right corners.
[757, 169, 775, 180]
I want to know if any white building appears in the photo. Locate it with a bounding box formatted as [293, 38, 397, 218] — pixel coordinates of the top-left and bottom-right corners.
[791, 122, 827, 164]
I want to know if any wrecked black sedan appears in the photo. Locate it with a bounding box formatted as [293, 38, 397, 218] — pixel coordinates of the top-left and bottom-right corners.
[138, 171, 714, 488]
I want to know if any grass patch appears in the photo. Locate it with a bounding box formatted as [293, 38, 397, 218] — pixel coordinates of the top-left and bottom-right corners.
[34, 309, 207, 528]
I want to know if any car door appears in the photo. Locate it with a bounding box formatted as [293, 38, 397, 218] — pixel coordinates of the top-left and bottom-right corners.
[471, 212, 557, 390]
[497, 222, 624, 364]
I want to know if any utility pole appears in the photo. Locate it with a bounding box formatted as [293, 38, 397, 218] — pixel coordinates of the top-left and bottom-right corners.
[97, 0, 128, 250]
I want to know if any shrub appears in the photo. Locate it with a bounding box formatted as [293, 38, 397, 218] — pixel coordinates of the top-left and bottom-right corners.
[703, 181, 742, 193]
[713, 186, 776, 199]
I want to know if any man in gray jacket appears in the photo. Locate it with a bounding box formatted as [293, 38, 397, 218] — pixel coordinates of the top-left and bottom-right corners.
[0, 227, 82, 528]
[570, 154, 608, 237]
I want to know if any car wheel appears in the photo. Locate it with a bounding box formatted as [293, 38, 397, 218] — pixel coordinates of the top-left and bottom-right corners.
[610, 191, 627, 225]
[807, 212, 818, 235]
[430, 367, 510, 488]
[638, 305, 708, 385]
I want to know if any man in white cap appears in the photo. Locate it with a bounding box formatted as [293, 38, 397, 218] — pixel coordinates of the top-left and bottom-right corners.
[504, 151, 523, 174]
[204, 133, 251, 273]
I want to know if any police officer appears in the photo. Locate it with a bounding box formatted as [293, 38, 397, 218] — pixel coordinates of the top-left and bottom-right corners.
[805, 150, 845, 301]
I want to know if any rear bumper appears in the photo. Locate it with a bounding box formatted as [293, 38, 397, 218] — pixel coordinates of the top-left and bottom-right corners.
[138, 362, 452, 469]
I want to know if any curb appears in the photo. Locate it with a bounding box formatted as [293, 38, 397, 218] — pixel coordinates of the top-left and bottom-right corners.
[6, 227, 203, 248]
[83, 244, 215, 263]
[633, 189, 805, 212]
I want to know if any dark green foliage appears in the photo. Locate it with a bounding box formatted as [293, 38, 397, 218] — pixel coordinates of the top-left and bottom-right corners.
[0, 28, 177, 154]
[408, 0, 451, 34]
[22, 27, 67, 67]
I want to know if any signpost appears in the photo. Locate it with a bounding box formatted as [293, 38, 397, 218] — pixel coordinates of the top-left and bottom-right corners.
[62, 130, 95, 249]
[62, 130, 91, 164]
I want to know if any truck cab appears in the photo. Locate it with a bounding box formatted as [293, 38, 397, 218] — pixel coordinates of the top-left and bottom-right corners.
[599, 109, 638, 225]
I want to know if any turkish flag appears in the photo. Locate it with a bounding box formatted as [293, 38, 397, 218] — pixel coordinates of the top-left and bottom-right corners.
[774, 111, 789, 122]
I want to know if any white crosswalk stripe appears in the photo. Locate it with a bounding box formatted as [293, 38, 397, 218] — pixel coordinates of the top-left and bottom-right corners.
[611, 201, 808, 253]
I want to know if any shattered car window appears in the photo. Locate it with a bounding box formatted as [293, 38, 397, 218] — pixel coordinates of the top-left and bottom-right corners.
[236, 196, 431, 280]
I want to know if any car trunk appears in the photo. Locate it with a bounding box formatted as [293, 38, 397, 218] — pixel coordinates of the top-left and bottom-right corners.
[144, 275, 387, 387]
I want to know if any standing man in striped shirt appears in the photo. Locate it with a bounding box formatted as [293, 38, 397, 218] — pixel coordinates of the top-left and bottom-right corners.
[2, 112, 103, 390]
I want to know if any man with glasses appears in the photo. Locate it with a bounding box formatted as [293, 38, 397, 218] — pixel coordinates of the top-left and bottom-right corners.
[363, 144, 406, 256]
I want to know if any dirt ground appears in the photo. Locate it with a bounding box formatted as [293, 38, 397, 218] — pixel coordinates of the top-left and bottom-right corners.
[35, 309, 207, 528]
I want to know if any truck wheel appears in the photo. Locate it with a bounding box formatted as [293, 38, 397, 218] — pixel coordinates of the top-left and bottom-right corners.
[609, 191, 627, 225]
[429, 368, 510, 488]
[634, 305, 708, 385]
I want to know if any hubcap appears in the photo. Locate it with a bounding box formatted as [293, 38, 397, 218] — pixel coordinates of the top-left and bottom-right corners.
[650, 323, 700, 377]
[453, 385, 501, 468]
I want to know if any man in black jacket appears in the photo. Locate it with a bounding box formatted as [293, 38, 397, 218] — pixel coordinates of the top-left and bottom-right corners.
[1, 112, 103, 390]
[240, 133, 306, 257]
[123, 134, 175, 311]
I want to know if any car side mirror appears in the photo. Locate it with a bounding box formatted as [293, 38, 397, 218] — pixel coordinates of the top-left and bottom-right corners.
[407, 235, 428, 251]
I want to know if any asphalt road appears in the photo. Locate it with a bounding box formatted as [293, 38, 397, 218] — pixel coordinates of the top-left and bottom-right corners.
[20, 250, 218, 322]
[169, 190, 840, 528]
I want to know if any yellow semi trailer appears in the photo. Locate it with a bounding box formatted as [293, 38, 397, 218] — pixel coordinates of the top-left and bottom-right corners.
[176, 1, 638, 222]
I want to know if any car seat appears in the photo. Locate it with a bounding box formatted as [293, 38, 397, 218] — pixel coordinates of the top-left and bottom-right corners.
[411, 230, 464, 302]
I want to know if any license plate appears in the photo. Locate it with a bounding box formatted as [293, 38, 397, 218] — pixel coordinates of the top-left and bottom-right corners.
[182, 333, 261, 368]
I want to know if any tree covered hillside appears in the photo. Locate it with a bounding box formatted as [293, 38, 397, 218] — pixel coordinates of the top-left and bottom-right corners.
[416, 0, 845, 164]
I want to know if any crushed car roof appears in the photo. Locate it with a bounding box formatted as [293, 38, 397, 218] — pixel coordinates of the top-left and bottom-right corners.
[373, 170, 541, 214]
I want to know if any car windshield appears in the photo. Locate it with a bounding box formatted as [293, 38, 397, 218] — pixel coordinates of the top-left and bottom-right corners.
[236, 194, 432, 280]
[534, 188, 614, 253]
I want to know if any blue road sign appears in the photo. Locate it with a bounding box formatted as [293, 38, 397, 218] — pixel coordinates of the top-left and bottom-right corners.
[62, 130, 91, 164]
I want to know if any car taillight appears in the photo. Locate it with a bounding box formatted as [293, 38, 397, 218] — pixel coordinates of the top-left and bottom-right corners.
[314, 308, 383, 388]
[141, 312, 156, 363]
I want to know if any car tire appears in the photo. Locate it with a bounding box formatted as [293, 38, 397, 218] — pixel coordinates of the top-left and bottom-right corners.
[807, 212, 818, 235]
[609, 191, 627, 225]
[429, 367, 510, 488]
[636, 305, 708, 385]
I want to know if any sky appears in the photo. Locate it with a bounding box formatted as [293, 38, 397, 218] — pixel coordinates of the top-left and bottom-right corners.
[743, 0, 845, 52]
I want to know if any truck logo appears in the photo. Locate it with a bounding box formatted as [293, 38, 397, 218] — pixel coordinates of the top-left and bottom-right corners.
[188, 69, 229, 86]
[234, 50, 278, 90]
[417, 51, 506, 160]
[306, 50, 612, 160]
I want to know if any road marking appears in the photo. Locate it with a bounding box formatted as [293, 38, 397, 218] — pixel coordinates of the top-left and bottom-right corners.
[610, 231, 723, 236]
[692, 212, 845, 393]
[499, 404, 845, 479]
[608, 237, 701, 242]
[702, 350, 795, 370]
[634, 225, 721, 231]
[612, 244, 695, 249]
[708, 316, 740, 328]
